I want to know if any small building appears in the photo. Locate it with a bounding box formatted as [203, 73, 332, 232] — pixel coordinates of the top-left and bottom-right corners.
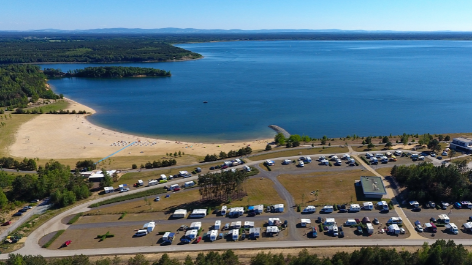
[266, 226, 280, 234]
[209, 230, 218, 241]
[143, 222, 155, 233]
[359, 176, 387, 199]
[190, 222, 202, 230]
[273, 204, 284, 213]
[214, 220, 221, 230]
[231, 229, 239, 241]
[185, 229, 198, 239]
[250, 227, 261, 238]
[363, 202, 374, 210]
[189, 209, 207, 218]
[450, 137, 472, 153]
[104, 187, 114, 193]
[300, 219, 311, 227]
[268, 218, 280, 226]
[172, 209, 187, 218]
[244, 221, 255, 228]
[184, 181, 195, 188]
[231, 221, 242, 229]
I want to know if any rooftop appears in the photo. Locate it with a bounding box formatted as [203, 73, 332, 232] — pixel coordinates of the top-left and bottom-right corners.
[360, 176, 387, 195]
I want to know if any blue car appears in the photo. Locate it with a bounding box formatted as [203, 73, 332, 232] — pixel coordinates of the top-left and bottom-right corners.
[454, 202, 462, 209]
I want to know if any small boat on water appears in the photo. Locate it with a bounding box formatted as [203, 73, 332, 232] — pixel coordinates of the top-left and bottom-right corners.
[203, 101, 208, 103]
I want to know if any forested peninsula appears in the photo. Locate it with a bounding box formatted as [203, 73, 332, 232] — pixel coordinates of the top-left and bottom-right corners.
[44, 66, 171, 78]
[0, 37, 202, 64]
[0, 64, 59, 107]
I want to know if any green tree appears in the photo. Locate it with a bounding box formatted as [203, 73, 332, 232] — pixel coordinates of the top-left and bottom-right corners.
[0, 188, 8, 209]
[274, 133, 285, 146]
[367, 143, 375, 150]
[444, 135, 451, 141]
[382, 136, 389, 143]
[99, 169, 113, 189]
[427, 139, 440, 152]
[385, 142, 393, 148]
[128, 254, 149, 265]
[265, 144, 272, 151]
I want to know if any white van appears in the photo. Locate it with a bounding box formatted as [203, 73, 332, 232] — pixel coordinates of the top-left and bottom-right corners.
[220, 206, 227, 216]
[349, 204, 361, 212]
[134, 229, 148, 237]
[298, 161, 305, 167]
[345, 219, 357, 226]
[321, 205, 334, 213]
[446, 223, 459, 234]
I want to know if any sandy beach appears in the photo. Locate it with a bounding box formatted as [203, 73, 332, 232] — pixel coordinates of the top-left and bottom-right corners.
[9, 98, 272, 159]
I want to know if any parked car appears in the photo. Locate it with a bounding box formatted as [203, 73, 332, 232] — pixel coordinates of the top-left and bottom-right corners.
[339, 231, 345, 238]
[357, 226, 363, 234]
[437, 156, 443, 160]
[430, 217, 437, 223]
[454, 202, 462, 209]
[195, 236, 202, 243]
[412, 207, 421, 212]
[441, 202, 449, 209]
[416, 225, 423, 232]
[13, 212, 22, 217]
[430, 153, 436, 157]
[63, 240, 72, 247]
[154, 196, 160, 202]
[2, 221, 11, 226]
[373, 218, 379, 225]
[210, 167, 215, 170]
[428, 201, 436, 208]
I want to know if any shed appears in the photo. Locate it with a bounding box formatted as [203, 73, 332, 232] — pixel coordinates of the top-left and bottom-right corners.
[172, 209, 187, 218]
[190, 222, 202, 230]
[143, 222, 155, 233]
[244, 221, 255, 228]
[189, 209, 207, 218]
[104, 187, 114, 193]
[300, 219, 311, 227]
[250, 227, 261, 237]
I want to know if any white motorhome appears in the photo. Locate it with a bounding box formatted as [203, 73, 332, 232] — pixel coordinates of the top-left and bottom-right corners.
[189, 222, 202, 230]
[446, 223, 459, 234]
[232, 229, 239, 241]
[363, 202, 374, 210]
[160, 174, 167, 181]
[148, 179, 158, 186]
[214, 220, 221, 230]
[143, 222, 155, 233]
[321, 205, 334, 213]
[345, 219, 357, 226]
[209, 230, 218, 241]
[300, 219, 311, 227]
[324, 218, 336, 226]
[138, 180, 144, 186]
[220, 206, 227, 216]
[366, 223, 374, 234]
[349, 204, 361, 212]
[189, 209, 207, 218]
[438, 214, 450, 224]
[302, 205, 316, 213]
[184, 181, 195, 188]
[169, 184, 180, 191]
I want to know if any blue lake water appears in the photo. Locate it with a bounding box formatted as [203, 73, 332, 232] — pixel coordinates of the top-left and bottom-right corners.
[40, 40, 472, 142]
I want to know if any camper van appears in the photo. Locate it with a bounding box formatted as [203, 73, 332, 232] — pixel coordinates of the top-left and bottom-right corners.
[184, 181, 195, 188]
[363, 202, 374, 210]
[232, 229, 239, 241]
[220, 206, 227, 216]
[387, 217, 403, 225]
[304, 156, 312, 163]
[349, 204, 361, 212]
[134, 229, 148, 237]
[321, 205, 334, 213]
[446, 223, 459, 234]
[148, 179, 158, 186]
[438, 214, 450, 224]
[160, 174, 167, 181]
[209, 230, 218, 241]
[214, 220, 221, 230]
[345, 219, 357, 226]
[302, 206, 316, 213]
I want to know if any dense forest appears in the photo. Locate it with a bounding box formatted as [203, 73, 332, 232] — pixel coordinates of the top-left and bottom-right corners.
[44, 66, 171, 78]
[391, 161, 471, 202]
[0, 64, 59, 107]
[0, 37, 202, 64]
[3, 240, 472, 264]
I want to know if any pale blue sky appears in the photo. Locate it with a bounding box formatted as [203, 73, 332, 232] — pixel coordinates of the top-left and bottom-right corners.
[1, 0, 471, 31]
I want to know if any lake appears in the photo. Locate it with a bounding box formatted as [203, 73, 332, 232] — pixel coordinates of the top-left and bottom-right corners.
[41, 40, 472, 142]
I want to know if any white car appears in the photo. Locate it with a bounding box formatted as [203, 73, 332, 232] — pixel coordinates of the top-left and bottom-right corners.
[416, 225, 423, 232]
[442, 151, 448, 156]
[154, 196, 160, 202]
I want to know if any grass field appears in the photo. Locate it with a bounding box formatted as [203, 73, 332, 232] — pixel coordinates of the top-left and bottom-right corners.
[375, 167, 394, 177]
[250, 147, 348, 161]
[87, 178, 284, 216]
[278, 170, 367, 206]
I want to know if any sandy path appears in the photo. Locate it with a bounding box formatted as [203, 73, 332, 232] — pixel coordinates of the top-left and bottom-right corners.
[9, 98, 271, 159]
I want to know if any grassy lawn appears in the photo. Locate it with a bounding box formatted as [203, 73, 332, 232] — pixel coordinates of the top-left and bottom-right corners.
[87, 178, 284, 215]
[353, 146, 383, 152]
[375, 167, 394, 177]
[27, 99, 69, 113]
[278, 170, 367, 206]
[250, 146, 348, 161]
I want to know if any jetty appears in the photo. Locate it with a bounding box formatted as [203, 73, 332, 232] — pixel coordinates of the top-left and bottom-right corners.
[268, 125, 291, 138]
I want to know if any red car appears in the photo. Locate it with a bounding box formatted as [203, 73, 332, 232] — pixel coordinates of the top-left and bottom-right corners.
[2, 221, 11, 226]
[221, 165, 228, 169]
[195, 236, 202, 243]
[173, 187, 181, 191]
[63, 240, 72, 247]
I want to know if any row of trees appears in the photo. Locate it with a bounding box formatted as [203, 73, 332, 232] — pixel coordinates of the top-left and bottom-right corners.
[274, 133, 310, 146]
[0, 64, 59, 107]
[198, 170, 250, 202]
[203, 146, 252, 162]
[143, 159, 177, 169]
[0, 157, 37, 171]
[14, 108, 86, 114]
[3, 239, 471, 264]
[0, 38, 202, 64]
[44, 66, 171, 78]
[391, 161, 471, 202]
[9, 160, 91, 207]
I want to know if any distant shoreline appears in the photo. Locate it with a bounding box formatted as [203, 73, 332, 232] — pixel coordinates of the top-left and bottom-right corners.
[24, 56, 204, 65]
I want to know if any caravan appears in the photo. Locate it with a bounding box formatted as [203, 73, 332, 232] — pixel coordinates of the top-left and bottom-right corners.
[349, 204, 361, 212]
[209, 230, 218, 241]
[302, 206, 316, 213]
[363, 202, 374, 210]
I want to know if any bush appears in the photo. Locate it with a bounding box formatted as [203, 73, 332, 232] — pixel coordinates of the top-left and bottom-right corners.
[265, 144, 272, 151]
[264, 164, 272, 171]
[119, 212, 127, 220]
[333, 204, 338, 211]
[319, 224, 324, 232]
[361, 156, 371, 165]
[132, 164, 137, 169]
[297, 205, 301, 212]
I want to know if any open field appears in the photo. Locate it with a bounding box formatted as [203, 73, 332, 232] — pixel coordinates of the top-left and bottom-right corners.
[278, 170, 368, 206]
[250, 147, 349, 161]
[86, 178, 284, 217]
[375, 167, 394, 177]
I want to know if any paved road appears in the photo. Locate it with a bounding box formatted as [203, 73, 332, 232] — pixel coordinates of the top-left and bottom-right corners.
[0, 147, 458, 259]
[0, 203, 50, 240]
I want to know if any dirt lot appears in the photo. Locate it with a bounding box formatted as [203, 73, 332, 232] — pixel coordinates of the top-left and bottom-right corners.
[250, 147, 348, 161]
[84, 178, 284, 221]
[278, 170, 367, 206]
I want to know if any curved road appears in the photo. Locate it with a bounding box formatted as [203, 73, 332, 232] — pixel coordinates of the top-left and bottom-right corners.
[0, 147, 454, 259]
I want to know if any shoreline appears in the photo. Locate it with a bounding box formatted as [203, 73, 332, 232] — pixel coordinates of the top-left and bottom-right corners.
[9, 97, 272, 159]
[25, 56, 204, 65]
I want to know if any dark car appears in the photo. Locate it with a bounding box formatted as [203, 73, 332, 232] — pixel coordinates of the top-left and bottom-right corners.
[339, 231, 345, 238]
[373, 218, 379, 225]
[437, 156, 443, 160]
[469, 216, 472, 222]
[210, 167, 215, 170]
[247, 212, 256, 217]
[454, 202, 462, 209]
[430, 217, 437, 223]
[2, 221, 11, 226]
[357, 226, 363, 234]
[380, 209, 390, 213]
[412, 207, 421, 212]
[338, 226, 343, 232]
[13, 212, 22, 217]
[221, 165, 229, 169]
